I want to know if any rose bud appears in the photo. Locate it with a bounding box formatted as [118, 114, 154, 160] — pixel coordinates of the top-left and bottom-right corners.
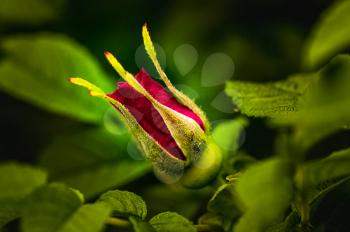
[69, 24, 222, 188]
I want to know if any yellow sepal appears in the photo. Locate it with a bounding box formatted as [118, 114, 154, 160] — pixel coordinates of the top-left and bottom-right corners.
[142, 24, 210, 132]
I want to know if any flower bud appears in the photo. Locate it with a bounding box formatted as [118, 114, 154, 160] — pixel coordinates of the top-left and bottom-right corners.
[69, 24, 222, 187]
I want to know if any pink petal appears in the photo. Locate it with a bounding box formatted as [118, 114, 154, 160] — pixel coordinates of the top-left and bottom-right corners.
[134, 69, 205, 130]
[107, 69, 205, 160]
[108, 80, 185, 160]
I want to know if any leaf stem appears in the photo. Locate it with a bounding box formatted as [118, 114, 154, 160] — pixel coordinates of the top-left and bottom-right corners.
[294, 165, 310, 225]
[105, 217, 131, 227]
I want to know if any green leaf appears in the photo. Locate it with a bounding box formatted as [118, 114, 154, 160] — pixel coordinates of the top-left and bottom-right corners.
[98, 190, 147, 220]
[271, 149, 350, 232]
[21, 183, 83, 232]
[275, 55, 350, 151]
[304, 147, 350, 189]
[0, 162, 47, 227]
[0, 162, 47, 200]
[303, 0, 350, 69]
[212, 118, 248, 154]
[0, 202, 18, 228]
[38, 128, 151, 199]
[0, 33, 112, 123]
[208, 183, 242, 222]
[58, 203, 111, 232]
[149, 212, 196, 232]
[0, 0, 65, 26]
[129, 217, 156, 232]
[207, 183, 242, 231]
[308, 178, 350, 231]
[265, 213, 300, 232]
[234, 158, 294, 232]
[225, 74, 316, 117]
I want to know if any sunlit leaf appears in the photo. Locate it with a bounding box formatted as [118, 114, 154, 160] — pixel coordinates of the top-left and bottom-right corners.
[98, 189, 147, 220]
[149, 212, 196, 232]
[0, 33, 112, 123]
[234, 158, 294, 232]
[38, 128, 151, 199]
[303, 0, 350, 69]
[225, 74, 316, 117]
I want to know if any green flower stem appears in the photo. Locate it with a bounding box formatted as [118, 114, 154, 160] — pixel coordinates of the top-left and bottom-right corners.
[106, 217, 131, 227]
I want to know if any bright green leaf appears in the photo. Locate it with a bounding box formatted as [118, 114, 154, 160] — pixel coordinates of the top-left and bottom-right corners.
[225, 74, 316, 117]
[98, 190, 147, 220]
[58, 203, 111, 232]
[212, 118, 248, 154]
[0, 33, 112, 123]
[0, 0, 65, 26]
[234, 158, 294, 232]
[149, 212, 196, 232]
[303, 0, 350, 69]
[21, 183, 83, 232]
[38, 128, 151, 199]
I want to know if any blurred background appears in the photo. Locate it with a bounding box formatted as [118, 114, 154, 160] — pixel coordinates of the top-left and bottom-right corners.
[2, 0, 347, 228]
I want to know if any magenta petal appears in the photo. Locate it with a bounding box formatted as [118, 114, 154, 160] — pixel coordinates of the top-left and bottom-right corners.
[134, 69, 205, 130]
[107, 80, 186, 160]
